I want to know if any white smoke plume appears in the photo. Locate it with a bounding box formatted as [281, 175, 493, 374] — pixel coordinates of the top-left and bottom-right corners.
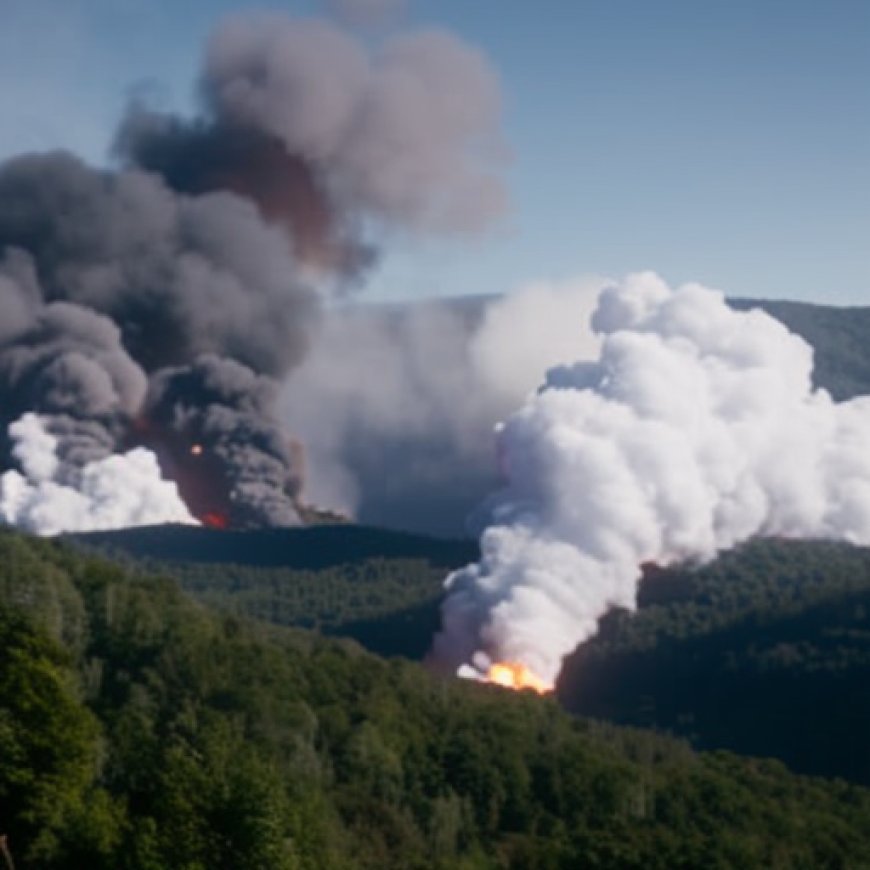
[433, 272, 870, 687]
[281, 277, 603, 535]
[0, 414, 196, 535]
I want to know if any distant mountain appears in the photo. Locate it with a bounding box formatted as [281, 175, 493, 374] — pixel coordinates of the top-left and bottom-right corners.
[435, 293, 870, 400]
[731, 298, 870, 399]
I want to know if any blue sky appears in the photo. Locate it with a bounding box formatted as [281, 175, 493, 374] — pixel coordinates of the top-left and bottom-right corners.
[0, 0, 867, 304]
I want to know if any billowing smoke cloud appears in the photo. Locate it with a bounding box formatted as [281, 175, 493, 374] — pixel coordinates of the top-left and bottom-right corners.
[143, 356, 303, 528]
[0, 11, 506, 533]
[0, 414, 195, 535]
[118, 13, 505, 267]
[201, 15, 504, 233]
[0, 148, 313, 528]
[432, 273, 870, 687]
[281, 278, 603, 536]
[0, 151, 319, 375]
[0, 250, 147, 479]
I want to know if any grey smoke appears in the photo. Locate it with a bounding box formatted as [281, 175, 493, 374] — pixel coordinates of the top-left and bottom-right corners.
[115, 112, 374, 280]
[0, 11, 506, 532]
[0, 249, 41, 342]
[0, 151, 314, 525]
[117, 13, 505, 268]
[0, 151, 318, 376]
[0, 300, 146, 419]
[199, 14, 505, 233]
[281, 279, 603, 536]
[0, 253, 147, 479]
[144, 356, 303, 528]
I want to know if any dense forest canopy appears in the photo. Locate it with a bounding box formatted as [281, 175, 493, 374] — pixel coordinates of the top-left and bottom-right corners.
[73, 525, 870, 791]
[4, 529, 870, 867]
[72, 524, 469, 658]
[557, 538, 870, 784]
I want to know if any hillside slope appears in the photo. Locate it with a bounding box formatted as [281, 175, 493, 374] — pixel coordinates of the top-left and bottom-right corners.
[72, 523, 477, 570]
[731, 298, 870, 400]
[70, 524, 474, 659]
[74, 526, 870, 788]
[4, 529, 870, 868]
[558, 539, 870, 784]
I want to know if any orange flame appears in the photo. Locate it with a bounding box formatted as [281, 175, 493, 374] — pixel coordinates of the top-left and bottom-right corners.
[190, 443, 204, 457]
[485, 661, 552, 694]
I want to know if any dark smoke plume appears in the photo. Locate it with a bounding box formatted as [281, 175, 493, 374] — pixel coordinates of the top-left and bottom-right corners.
[116, 113, 374, 278]
[0, 151, 319, 375]
[142, 356, 303, 528]
[198, 15, 505, 232]
[0, 151, 313, 525]
[0, 11, 506, 532]
[280, 281, 603, 536]
[0, 251, 146, 475]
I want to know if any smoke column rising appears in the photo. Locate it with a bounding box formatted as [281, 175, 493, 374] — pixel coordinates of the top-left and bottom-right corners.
[0, 11, 506, 534]
[433, 272, 870, 687]
[280, 278, 603, 535]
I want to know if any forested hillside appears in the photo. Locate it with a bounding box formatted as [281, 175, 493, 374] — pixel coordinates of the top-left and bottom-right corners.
[73, 523, 477, 570]
[558, 539, 870, 784]
[5, 530, 870, 868]
[73, 527, 870, 788]
[72, 524, 472, 658]
[732, 299, 870, 400]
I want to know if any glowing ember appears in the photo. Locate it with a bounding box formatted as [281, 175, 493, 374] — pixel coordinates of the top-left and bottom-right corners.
[202, 511, 229, 529]
[486, 662, 552, 694]
[190, 443, 204, 456]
